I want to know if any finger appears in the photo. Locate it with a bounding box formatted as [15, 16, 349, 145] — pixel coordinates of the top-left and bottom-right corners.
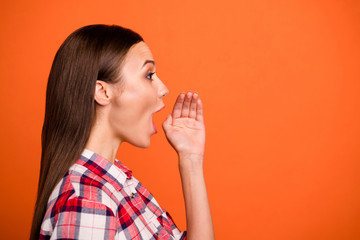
[181, 91, 192, 117]
[172, 93, 185, 119]
[162, 114, 173, 131]
[189, 92, 198, 119]
[196, 98, 204, 122]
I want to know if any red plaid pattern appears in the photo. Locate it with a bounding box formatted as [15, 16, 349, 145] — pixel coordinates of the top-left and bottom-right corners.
[39, 149, 187, 239]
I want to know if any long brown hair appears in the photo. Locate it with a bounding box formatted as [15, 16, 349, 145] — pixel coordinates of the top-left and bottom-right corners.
[30, 24, 143, 239]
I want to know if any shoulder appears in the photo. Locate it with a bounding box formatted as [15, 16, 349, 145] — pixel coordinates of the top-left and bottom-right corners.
[67, 162, 121, 214]
[40, 163, 121, 236]
[46, 162, 121, 218]
[40, 194, 118, 239]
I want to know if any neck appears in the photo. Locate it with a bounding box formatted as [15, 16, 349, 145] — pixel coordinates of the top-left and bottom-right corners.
[85, 118, 121, 163]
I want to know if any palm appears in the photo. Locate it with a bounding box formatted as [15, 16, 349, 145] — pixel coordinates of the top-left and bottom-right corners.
[162, 92, 205, 157]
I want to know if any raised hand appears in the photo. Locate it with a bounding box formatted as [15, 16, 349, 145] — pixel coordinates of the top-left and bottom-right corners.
[163, 92, 214, 240]
[162, 92, 206, 160]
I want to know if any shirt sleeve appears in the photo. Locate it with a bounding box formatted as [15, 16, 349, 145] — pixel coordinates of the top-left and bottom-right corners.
[165, 211, 187, 240]
[49, 197, 118, 239]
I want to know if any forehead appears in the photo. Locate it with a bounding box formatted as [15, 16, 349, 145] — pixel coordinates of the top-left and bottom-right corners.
[122, 41, 154, 70]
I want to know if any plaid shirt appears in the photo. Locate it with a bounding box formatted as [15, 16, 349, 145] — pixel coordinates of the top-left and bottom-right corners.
[39, 149, 187, 240]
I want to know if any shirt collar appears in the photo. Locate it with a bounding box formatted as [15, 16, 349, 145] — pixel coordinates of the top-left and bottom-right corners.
[113, 159, 133, 179]
[76, 148, 132, 191]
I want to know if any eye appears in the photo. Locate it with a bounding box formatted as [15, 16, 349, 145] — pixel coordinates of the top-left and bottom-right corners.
[146, 72, 156, 80]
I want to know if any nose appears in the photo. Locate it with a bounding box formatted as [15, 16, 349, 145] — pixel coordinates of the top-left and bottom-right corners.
[158, 79, 169, 99]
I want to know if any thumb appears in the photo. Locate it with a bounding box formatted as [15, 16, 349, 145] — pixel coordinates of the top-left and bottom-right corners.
[162, 114, 172, 131]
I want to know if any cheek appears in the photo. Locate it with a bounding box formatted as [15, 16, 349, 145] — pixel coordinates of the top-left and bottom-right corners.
[111, 88, 154, 129]
[130, 91, 154, 119]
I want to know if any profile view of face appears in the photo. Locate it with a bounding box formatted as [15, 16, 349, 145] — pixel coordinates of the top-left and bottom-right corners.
[108, 41, 169, 148]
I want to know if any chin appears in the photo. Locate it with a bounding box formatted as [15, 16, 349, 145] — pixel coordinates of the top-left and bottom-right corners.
[128, 138, 151, 148]
[138, 142, 150, 148]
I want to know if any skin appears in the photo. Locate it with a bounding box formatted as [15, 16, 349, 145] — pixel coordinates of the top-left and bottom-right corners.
[85, 41, 215, 240]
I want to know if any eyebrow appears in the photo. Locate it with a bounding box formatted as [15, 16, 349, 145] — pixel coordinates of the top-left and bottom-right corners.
[142, 60, 156, 68]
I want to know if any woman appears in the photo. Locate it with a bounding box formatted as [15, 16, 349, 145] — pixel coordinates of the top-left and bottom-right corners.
[30, 24, 214, 240]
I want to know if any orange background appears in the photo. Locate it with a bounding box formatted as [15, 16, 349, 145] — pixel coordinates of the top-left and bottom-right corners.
[1, 0, 359, 239]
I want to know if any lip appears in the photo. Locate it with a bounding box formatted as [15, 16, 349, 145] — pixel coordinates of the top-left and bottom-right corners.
[154, 105, 165, 114]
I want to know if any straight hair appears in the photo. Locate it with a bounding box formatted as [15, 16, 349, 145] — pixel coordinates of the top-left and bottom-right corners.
[30, 24, 143, 239]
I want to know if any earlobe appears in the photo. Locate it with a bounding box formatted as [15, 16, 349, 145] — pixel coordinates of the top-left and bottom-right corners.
[94, 80, 111, 106]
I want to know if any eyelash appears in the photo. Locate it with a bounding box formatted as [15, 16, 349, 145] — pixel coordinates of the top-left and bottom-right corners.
[146, 72, 156, 80]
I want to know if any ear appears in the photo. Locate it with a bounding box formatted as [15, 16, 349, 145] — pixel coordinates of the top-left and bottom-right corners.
[94, 80, 111, 106]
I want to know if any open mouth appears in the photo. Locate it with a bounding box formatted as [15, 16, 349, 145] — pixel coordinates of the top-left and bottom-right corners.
[152, 119, 157, 133]
[151, 105, 165, 134]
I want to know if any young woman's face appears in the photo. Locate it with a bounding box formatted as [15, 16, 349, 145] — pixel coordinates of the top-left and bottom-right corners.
[108, 41, 169, 148]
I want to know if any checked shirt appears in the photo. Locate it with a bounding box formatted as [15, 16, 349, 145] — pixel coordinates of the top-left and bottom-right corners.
[39, 149, 187, 239]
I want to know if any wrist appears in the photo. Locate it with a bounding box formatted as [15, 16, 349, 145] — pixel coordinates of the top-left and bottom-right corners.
[178, 152, 204, 160]
[178, 153, 204, 174]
